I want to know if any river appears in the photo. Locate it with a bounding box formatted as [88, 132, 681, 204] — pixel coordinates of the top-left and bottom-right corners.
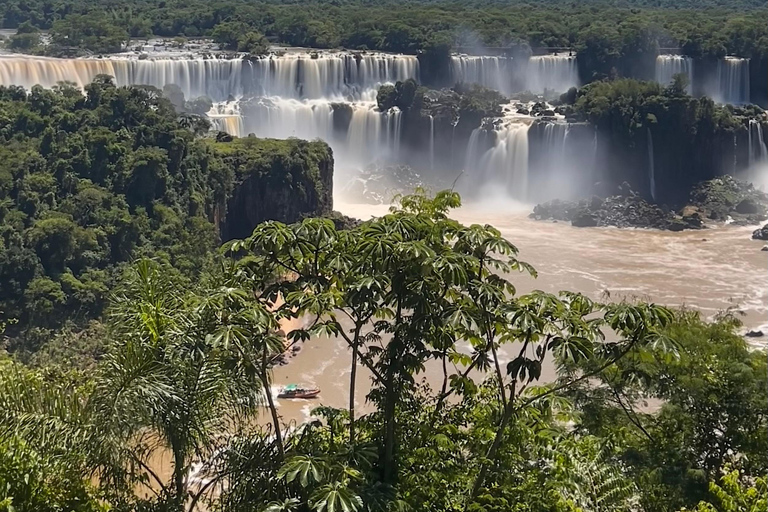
[271, 198, 768, 423]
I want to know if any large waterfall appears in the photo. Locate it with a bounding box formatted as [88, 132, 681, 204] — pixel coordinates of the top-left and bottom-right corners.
[716, 57, 750, 105]
[464, 105, 532, 200]
[450, 54, 579, 96]
[450, 55, 511, 95]
[749, 120, 768, 167]
[0, 53, 418, 101]
[0, 52, 419, 171]
[655, 55, 692, 93]
[526, 54, 579, 94]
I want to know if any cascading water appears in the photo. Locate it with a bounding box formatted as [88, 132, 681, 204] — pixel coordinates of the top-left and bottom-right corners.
[526, 54, 579, 95]
[208, 101, 245, 136]
[655, 55, 693, 93]
[465, 112, 531, 200]
[716, 57, 750, 105]
[0, 52, 419, 101]
[749, 120, 768, 167]
[450, 55, 510, 94]
[647, 127, 656, 202]
[0, 51, 419, 172]
[429, 115, 435, 170]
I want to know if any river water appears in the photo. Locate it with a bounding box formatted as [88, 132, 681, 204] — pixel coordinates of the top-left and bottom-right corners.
[272, 199, 768, 423]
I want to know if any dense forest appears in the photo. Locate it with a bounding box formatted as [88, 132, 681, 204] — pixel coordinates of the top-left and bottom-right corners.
[1, 0, 766, 60]
[0, 79, 333, 358]
[1, 0, 767, 510]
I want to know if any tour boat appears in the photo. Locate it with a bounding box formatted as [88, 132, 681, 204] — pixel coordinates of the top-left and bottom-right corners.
[277, 384, 320, 399]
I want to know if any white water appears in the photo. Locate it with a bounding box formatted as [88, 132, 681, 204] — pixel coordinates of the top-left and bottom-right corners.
[0, 52, 420, 172]
[0, 52, 419, 101]
[716, 57, 750, 105]
[450, 55, 510, 94]
[647, 127, 656, 201]
[748, 120, 768, 167]
[429, 115, 435, 170]
[467, 120, 531, 200]
[526, 54, 579, 94]
[655, 55, 692, 93]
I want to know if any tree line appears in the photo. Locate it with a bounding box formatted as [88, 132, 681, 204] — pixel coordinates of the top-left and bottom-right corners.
[1, 0, 766, 62]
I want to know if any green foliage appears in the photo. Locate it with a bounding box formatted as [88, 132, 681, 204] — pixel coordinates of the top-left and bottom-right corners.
[49, 14, 128, 54]
[1, 188, 765, 512]
[0, 0, 765, 67]
[0, 435, 105, 512]
[568, 311, 768, 512]
[0, 79, 331, 353]
[682, 469, 767, 512]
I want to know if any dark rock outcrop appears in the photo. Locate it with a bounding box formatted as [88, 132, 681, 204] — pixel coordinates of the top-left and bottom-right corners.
[533, 176, 768, 231]
[688, 176, 768, 221]
[531, 193, 688, 230]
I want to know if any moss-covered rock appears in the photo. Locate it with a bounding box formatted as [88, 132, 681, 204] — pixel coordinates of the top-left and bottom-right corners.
[207, 137, 334, 241]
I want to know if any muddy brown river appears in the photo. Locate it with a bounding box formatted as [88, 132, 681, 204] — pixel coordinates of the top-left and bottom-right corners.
[271, 200, 768, 423]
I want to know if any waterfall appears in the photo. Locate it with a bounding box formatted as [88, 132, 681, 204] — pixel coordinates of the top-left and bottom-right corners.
[429, 115, 435, 170]
[391, 108, 402, 160]
[346, 103, 388, 168]
[0, 53, 420, 101]
[655, 55, 693, 93]
[0, 51, 423, 172]
[450, 55, 510, 94]
[208, 101, 245, 136]
[468, 121, 531, 200]
[748, 120, 768, 166]
[464, 128, 483, 174]
[647, 127, 656, 202]
[716, 57, 750, 105]
[526, 54, 578, 94]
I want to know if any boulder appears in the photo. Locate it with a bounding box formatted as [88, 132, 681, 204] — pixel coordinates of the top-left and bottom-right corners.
[752, 224, 768, 240]
[680, 205, 701, 217]
[667, 219, 687, 232]
[745, 330, 764, 337]
[735, 198, 761, 214]
[681, 212, 704, 229]
[571, 210, 598, 227]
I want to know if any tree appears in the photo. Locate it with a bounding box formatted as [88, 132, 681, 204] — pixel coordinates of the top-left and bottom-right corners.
[211, 21, 249, 51]
[682, 470, 767, 512]
[227, 189, 673, 506]
[238, 31, 270, 55]
[7, 21, 41, 51]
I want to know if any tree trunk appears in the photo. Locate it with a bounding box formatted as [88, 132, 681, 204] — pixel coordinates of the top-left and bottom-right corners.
[172, 445, 187, 510]
[469, 400, 514, 500]
[349, 323, 361, 446]
[262, 346, 285, 458]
